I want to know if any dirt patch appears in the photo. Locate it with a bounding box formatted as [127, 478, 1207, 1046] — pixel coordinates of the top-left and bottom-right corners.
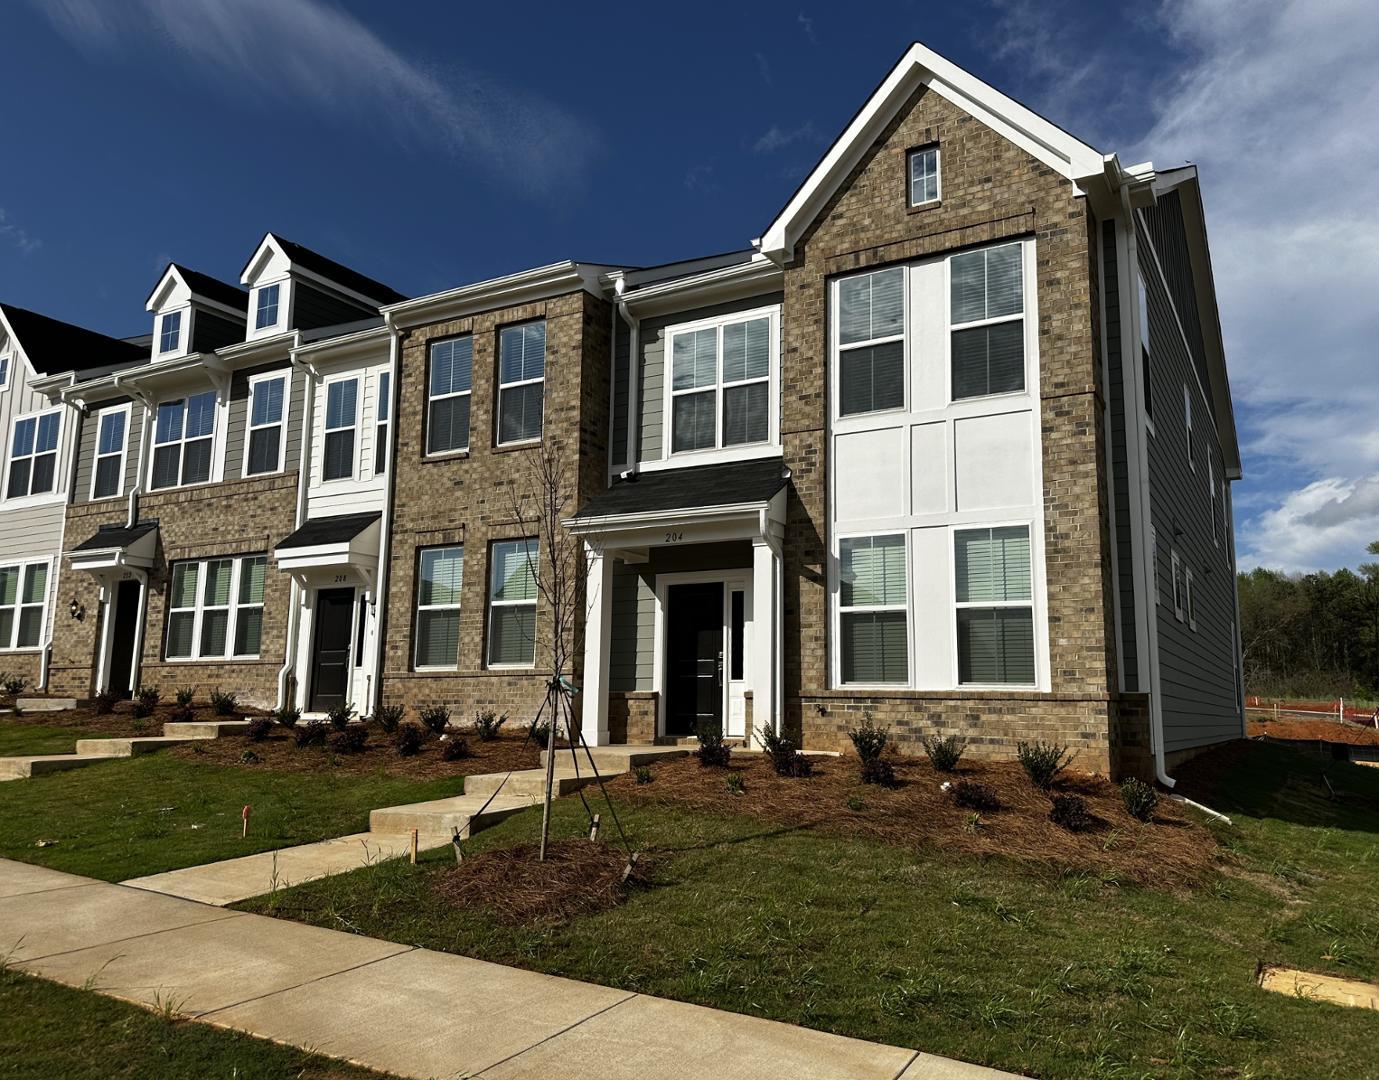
[1248, 718, 1379, 746]
[611, 752, 1217, 887]
[0, 702, 266, 739]
[166, 725, 553, 780]
[432, 839, 648, 924]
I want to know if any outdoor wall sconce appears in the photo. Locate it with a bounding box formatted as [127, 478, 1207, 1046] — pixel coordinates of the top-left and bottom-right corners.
[69, 597, 84, 621]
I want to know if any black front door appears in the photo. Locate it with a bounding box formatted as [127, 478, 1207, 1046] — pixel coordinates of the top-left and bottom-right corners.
[666, 582, 724, 736]
[309, 588, 355, 712]
[106, 579, 141, 699]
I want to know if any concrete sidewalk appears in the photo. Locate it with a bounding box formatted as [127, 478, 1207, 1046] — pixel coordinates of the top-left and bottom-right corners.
[1, 858, 1017, 1079]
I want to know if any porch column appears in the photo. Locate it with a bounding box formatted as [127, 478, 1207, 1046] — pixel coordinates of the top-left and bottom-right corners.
[751, 537, 780, 746]
[580, 541, 614, 746]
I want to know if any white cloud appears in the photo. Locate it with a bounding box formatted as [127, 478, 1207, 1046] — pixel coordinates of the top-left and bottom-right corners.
[31, 0, 599, 198]
[752, 121, 819, 154]
[0, 209, 41, 254]
[755, 52, 773, 86]
[797, 12, 818, 46]
[1236, 477, 1379, 572]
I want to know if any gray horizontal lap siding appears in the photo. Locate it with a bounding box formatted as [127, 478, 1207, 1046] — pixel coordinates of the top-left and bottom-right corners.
[1140, 192, 1213, 422]
[1101, 221, 1138, 691]
[1137, 208, 1241, 752]
[223, 362, 304, 482]
[192, 310, 245, 355]
[72, 396, 143, 505]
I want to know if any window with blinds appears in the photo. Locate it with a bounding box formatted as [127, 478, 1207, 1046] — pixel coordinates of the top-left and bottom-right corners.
[165, 555, 266, 660]
[954, 526, 1034, 685]
[92, 407, 127, 500]
[415, 545, 463, 668]
[838, 534, 908, 684]
[245, 374, 286, 476]
[668, 311, 773, 454]
[837, 267, 904, 416]
[0, 562, 48, 650]
[488, 538, 538, 666]
[498, 322, 545, 445]
[949, 243, 1025, 400]
[7, 410, 60, 500]
[323, 378, 358, 481]
[427, 336, 471, 455]
[151, 392, 215, 489]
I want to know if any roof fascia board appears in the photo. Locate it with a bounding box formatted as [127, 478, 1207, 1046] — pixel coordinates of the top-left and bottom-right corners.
[294, 325, 390, 362]
[621, 259, 783, 318]
[565, 500, 772, 534]
[383, 262, 605, 328]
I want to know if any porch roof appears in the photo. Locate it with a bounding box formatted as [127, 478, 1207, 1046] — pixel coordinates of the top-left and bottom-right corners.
[568, 458, 789, 523]
[277, 511, 381, 550]
[68, 521, 158, 554]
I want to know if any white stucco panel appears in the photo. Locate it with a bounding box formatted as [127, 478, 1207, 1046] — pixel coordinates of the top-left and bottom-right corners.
[954, 410, 1034, 512]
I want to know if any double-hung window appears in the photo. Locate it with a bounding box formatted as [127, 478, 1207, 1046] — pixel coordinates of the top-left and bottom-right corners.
[837, 267, 905, 416]
[151, 391, 216, 489]
[0, 353, 10, 389]
[427, 337, 471, 455]
[838, 535, 908, 684]
[165, 554, 266, 660]
[414, 545, 463, 668]
[323, 378, 358, 482]
[159, 311, 183, 355]
[255, 284, 281, 331]
[668, 312, 774, 453]
[7, 411, 60, 499]
[91, 407, 128, 500]
[1171, 549, 1184, 621]
[488, 538, 538, 667]
[497, 322, 545, 444]
[954, 526, 1035, 685]
[374, 371, 391, 475]
[908, 145, 940, 206]
[949, 243, 1025, 400]
[1138, 277, 1154, 424]
[0, 562, 47, 649]
[245, 374, 286, 476]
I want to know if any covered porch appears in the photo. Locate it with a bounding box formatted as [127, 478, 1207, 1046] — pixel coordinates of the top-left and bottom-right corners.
[567, 459, 788, 748]
[64, 521, 159, 697]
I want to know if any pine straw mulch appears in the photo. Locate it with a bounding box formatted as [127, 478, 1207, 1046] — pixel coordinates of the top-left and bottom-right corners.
[609, 751, 1218, 888]
[432, 839, 650, 924]
[166, 725, 555, 780]
[0, 701, 266, 739]
[1248, 718, 1379, 746]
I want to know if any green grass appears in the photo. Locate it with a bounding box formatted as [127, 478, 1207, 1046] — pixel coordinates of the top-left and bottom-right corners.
[0, 753, 466, 881]
[241, 744, 1379, 1079]
[0, 723, 79, 757]
[0, 967, 392, 1079]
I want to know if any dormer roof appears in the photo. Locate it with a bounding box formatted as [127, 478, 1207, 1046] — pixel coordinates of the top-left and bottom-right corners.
[240, 233, 405, 306]
[145, 263, 248, 314]
[0, 303, 145, 376]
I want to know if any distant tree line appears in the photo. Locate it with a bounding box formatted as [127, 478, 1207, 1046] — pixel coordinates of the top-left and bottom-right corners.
[1237, 541, 1379, 699]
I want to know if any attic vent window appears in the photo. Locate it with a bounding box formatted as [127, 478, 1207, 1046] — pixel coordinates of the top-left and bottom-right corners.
[907, 145, 940, 207]
[255, 284, 280, 330]
[158, 310, 183, 355]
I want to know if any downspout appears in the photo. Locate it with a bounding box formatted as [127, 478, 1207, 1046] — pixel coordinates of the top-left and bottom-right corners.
[118, 377, 156, 695]
[614, 277, 640, 475]
[279, 335, 313, 711]
[370, 314, 401, 717]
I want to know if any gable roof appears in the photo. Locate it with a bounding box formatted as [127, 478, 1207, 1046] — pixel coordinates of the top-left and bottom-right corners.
[569, 458, 790, 522]
[756, 41, 1108, 263]
[0, 303, 146, 376]
[270, 235, 406, 305]
[145, 263, 248, 312]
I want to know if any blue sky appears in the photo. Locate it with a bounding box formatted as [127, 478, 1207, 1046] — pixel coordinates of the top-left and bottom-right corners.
[2, 0, 1375, 574]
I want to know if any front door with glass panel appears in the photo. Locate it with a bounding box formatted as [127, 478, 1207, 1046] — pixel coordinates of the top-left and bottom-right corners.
[666, 582, 724, 736]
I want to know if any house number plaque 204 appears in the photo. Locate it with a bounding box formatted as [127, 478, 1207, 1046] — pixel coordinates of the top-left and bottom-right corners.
[664, 530, 684, 544]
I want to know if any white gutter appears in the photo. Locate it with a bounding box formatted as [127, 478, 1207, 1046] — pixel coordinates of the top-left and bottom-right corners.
[278, 333, 312, 710]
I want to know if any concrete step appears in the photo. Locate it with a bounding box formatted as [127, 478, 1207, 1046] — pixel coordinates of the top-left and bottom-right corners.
[462, 769, 598, 799]
[541, 744, 688, 772]
[0, 753, 123, 780]
[161, 719, 255, 738]
[73, 736, 204, 758]
[368, 793, 537, 839]
[15, 698, 77, 712]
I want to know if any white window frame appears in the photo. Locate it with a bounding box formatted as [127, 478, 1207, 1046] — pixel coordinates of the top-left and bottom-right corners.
[426, 336, 472, 457]
[496, 321, 545, 447]
[487, 537, 539, 669]
[1185, 565, 1196, 630]
[952, 524, 1038, 689]
[158, 309, 184, 355]
[1209, 458, 1218, 546]
[0, 558, 50, 651]
[242, 371, 289, 478]
[149, 390, 218, 491]
[660, 305, 780, 464]
[374, 369, 391, 476]
[946, 242, 1028, 404]
[89, 403, 131, 501]
[1138, 275, 1155, 436]
[254, 282, 283, 332]
[0, 350, 11, 391]
[830, 268, 908, 421]
[6, 407, 62, 503]
[163, 555, 266, 662]
[834, 531, 910, 689]
[1183, 383, 1194, 472]
[1171, 548, 1184, 621]
[907, 144, 940, 207]
[1221, 481, 1229, 553]
[413, 544, 463, 671]
[321, 374, 359, 484]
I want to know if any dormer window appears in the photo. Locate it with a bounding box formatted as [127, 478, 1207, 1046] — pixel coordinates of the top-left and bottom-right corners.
[0, 353, 10, 390]
[255, 284, 281, 331]
[159, 311, 183, 355]
[907, 145, 940, 207]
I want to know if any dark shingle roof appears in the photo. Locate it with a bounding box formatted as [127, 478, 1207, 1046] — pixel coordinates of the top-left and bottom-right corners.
[570, 458, 790, 521]
[277, 511, 382, 550]
[174, 265, 249, 311]
[271, 236, 406, 305]
[0, 304, 146, 376]
[69, 521, 158, 553]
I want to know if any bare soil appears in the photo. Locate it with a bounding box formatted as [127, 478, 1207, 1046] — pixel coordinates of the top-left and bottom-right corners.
[0, 701, 265, 739]
[609, 749, 1217, 887]
[1248, 718, 1379, 746]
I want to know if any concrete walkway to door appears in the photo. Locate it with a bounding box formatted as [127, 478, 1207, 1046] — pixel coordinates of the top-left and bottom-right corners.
[1, 858, 1017, 1080]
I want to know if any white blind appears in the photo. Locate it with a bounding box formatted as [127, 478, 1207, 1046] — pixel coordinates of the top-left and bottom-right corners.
[955, 527, 1031, 603]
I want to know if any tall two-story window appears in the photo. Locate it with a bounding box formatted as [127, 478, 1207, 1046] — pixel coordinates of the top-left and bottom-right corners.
[497, 322, 545, 445]
[668, 311, 775, 453]
[414, 545, 463, 669]
[374, 371, 390, 475]
[151, 391, 216, 489]
[0, 562, 48, 649]
[165, 555, 266, 660]
[837, 268, 904, 416]
[323, 378, 357, 482]
[907, 145, 940, 206]
[245, 374, 286, 476]
[91, 406, 129, 500]
[427, 337, 471, 455]
[7, 411, 60, 499]
[158, 311, 183, 355]
[488, 538, 537, 667]
[838, 535, 908, 685]
[1138, 277, 1154, 423]
[950, 243, 1025, 400]
[255, 284, 281, 331]
[955, 526, 1034, 685]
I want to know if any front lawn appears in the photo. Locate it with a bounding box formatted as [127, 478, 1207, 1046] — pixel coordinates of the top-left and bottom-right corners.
[0, 722, 78, 757]
[242, 742, 1379, 1079]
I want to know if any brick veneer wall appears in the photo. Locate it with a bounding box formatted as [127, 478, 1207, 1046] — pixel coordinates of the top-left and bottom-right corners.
[607, 691, 656, 744]
[779, 83, 1127, 772]
[49, 471, 299, 707]
[380, 289, 611, 728]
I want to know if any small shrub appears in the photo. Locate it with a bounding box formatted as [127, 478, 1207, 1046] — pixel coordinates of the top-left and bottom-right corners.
[1017, 741, 1074, 790]
[131, 716, 150, 734]
[273, 705, 301, 729]
[920, 733, 967, 772]
[725, 771, 745, 795]
[0, 674, 27, 698]
[373, 703, 404, 733]
[245, 716, 274, 742]
[330, 725, 369, 754]
[846, 794, 867, 812]
[92, 689, 120, 715]
[527, 718, 552, 747]
[633, 764, 653, 785]
[859, 756, 896, 786]
[758, 726, 813, 778]
[294, 719, 329, 748]
[964, 812, 983, 834]
[393, 723, 427, 756]
[131, 686, 160, 718]
[239, 749, 261, 765]
[695, 722, 732, 768]
[948, 779, 1000, 812]
[174, 686, 195, 707]
[473, 709, 506, 741]
[210, 690, 239, 717]
[168, 705, 194, 725]
[441, 736, 472, 761]
[325, 702, 355, 732]
[1049, 794, 1094, 832]
[847, 716, 890, 764]
[419, 706, 450, 735]
[1120, 777, 1159, 823]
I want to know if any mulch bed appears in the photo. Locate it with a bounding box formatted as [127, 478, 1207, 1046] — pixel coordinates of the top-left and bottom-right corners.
[432, 839, 648, 924]
[609, 750, 1217, 887]
[0, 701, 264, 739]
[1248, 718, 1379, 746]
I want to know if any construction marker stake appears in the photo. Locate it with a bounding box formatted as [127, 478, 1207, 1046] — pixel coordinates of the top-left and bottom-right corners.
[589, 813, 601, 842]
[451, 827, 464, 865]
[409, 828, 419, 865]
[241, 804, 251, 838]
[621, 851, 640, 884]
